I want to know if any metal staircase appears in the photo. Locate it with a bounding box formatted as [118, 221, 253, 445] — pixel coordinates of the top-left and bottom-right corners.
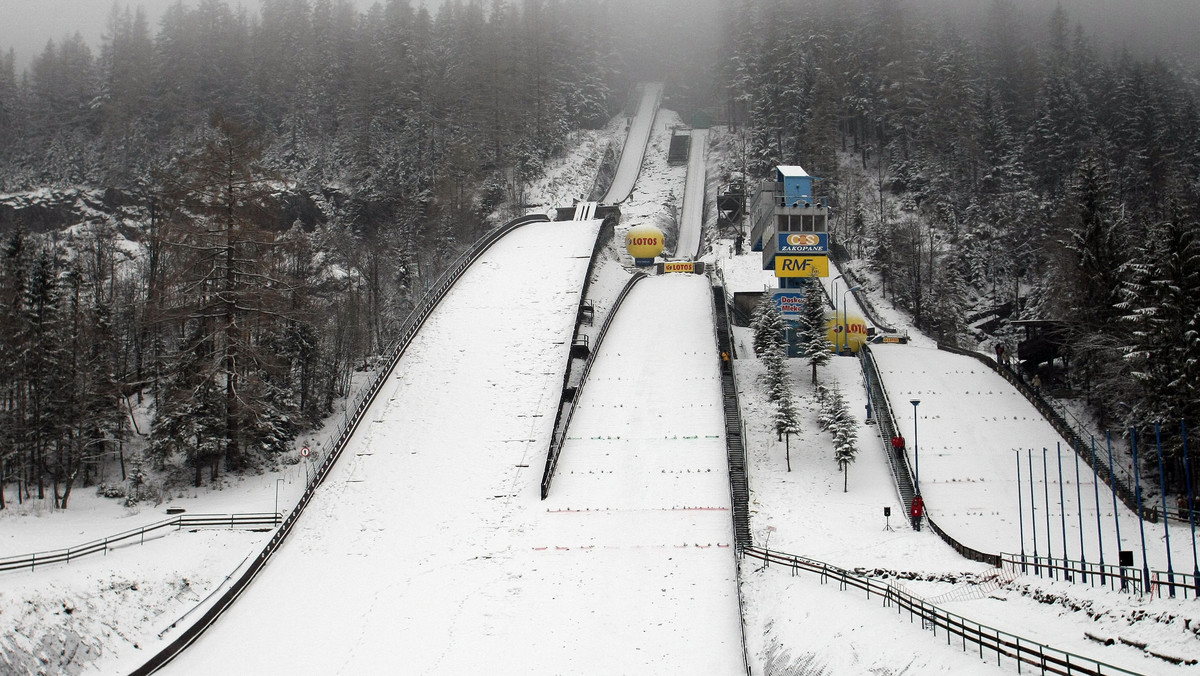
[712, 283, 751, 549]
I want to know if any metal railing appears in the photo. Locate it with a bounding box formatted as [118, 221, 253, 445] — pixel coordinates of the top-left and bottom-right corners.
[744, 546, 1141, 676]
[860, 346, 917, 515]
[925, 516, 1003, 568]
[0, 513, 280, 574]
[132, 213, 551, 675]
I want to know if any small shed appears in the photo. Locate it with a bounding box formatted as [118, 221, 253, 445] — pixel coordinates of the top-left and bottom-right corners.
[776, 166, 815, 206]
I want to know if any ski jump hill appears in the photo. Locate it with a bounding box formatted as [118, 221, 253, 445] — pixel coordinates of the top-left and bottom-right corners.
[137, 81, 749, 674]
[155, 226, 743, 674]
[121, 77, 1190, 675]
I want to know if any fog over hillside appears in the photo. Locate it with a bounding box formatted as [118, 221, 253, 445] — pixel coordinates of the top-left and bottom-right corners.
[2, 0, 389, 73]
[915, 0, 1200, 65]
[6, 0, 1197, 80]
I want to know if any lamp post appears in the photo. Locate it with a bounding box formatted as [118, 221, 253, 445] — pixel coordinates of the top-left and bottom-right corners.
[910, 399, 921, 491]
[842, 286, 861, 355]
[275, 478, 283, 526]
[831, 273, 845, 320]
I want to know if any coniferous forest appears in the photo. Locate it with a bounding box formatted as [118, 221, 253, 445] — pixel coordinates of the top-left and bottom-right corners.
[3, 0, 1200, 506]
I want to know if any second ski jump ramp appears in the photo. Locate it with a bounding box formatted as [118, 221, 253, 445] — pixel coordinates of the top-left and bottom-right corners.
[160, 219, 604, 674]
[602, 83, 662, 204]
[871, 343, 1195, 573]
[675, 128, 708, 259]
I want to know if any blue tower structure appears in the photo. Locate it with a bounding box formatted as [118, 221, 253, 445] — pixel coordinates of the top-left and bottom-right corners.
[748, 165, 830, 289]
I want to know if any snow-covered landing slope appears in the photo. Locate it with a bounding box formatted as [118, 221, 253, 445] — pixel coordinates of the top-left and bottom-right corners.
[602, 83, 662, 204]
[873, 343, 1193, 570]
[155, 219, 602, 675]
[542, 273, 744, 674]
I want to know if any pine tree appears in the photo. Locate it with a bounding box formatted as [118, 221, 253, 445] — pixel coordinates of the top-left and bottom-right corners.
[0, 231, 29, 509]
[158, 114, 298, 479]
[832, 391, 859, 492]
[772, 388, 799, 439]
[1118, 191, 1200, 436]
[752, 293, 784, 356]
[799, 278, 831, 382]
[1055, 156, 1130, 411]
[815, 384, 859, 490]
[21, 251, 70, 503]
[151, 320, 225, 487]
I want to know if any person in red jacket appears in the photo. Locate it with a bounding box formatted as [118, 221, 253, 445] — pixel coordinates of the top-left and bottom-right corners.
[910, 494, 925, 531]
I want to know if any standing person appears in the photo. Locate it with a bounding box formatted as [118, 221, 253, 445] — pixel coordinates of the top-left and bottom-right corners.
[1033, 373, 1043, 391]
[995, 343, 1004, 364]
[910, 494, 925, 531]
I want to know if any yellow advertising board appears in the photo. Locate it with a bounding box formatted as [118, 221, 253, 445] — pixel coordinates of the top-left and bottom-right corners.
[774, 255, 829, 278]
[662, 262, 695, 274]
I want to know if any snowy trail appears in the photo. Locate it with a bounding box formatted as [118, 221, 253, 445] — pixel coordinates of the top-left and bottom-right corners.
[675, 128, 708, 259]
[602, 83, 662, 204]
[155, 219, 602, 675]
[873, 343, 1196, 572]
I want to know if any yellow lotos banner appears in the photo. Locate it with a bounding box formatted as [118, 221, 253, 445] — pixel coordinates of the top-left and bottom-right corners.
[662, 262, 695, 273]
[774, 255, 829, 277]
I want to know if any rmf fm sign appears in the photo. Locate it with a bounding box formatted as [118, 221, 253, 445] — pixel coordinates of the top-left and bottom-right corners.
[774, 255, 829, 278]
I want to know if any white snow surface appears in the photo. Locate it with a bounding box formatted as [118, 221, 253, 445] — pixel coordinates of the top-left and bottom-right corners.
[872, 342, 1198, 574]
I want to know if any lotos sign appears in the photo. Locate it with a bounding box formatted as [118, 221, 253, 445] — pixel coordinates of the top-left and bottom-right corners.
[777, 233, 828, 255]
[625, 223, 665, 265]
[774, 255, 829, 278]
[657, 261, 706, 275]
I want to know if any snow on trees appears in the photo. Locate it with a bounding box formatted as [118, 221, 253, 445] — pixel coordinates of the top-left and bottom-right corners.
[815, 385, 859, 491]
[799, 278, 831, 383]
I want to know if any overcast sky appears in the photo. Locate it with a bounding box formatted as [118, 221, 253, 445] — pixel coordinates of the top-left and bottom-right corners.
[1, 0, 395, 73]
[2, 0, 1198, 77]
